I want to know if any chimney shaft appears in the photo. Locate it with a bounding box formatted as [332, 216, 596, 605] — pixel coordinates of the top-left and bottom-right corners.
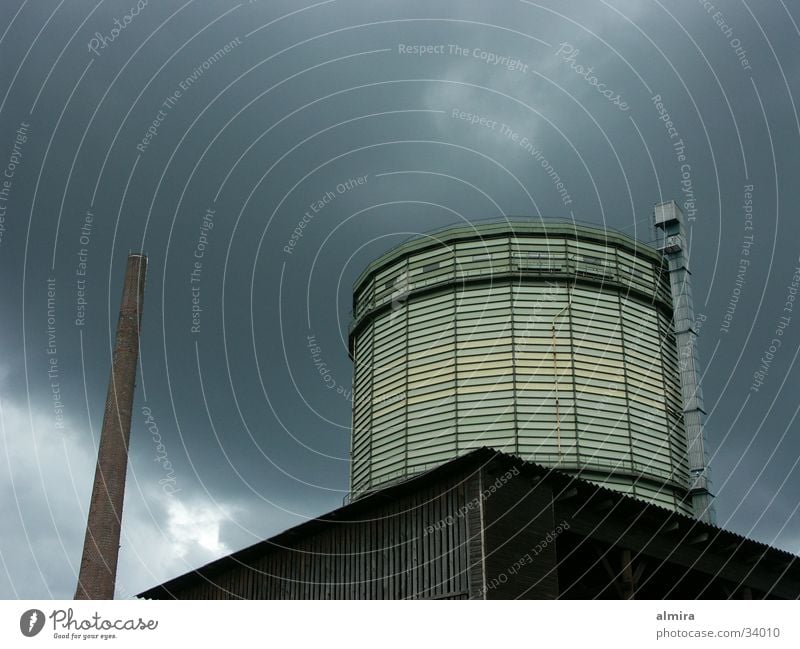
[75, 253, 147, 599]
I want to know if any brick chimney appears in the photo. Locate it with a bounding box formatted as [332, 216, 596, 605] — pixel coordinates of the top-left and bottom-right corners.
[75, 253, 147, 599]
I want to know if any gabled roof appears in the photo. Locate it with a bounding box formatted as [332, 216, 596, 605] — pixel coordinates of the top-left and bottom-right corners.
[138, 447, 800, 598]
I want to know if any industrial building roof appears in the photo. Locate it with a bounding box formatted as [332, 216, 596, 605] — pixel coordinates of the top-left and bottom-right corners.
[138, 447, 800, 599]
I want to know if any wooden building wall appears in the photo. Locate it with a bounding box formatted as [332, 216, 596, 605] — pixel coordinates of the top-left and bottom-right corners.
[481, 469, 560, 599]
[172, 473, 485, 599]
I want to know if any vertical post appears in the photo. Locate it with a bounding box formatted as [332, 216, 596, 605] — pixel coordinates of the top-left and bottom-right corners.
[620, 549, 635, 599]
[75, 253, 147, 599]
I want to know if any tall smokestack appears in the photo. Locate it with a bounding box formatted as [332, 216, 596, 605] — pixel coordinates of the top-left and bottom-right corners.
[75, 253, 147, 599]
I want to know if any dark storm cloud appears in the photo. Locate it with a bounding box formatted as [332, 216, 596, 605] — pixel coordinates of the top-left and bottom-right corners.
[0, 0, 798, 597]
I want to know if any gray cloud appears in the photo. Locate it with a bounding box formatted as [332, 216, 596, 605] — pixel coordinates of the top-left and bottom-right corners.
[0, 0, 799, 597]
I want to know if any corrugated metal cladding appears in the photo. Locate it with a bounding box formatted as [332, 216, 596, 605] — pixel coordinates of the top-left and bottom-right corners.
[349, 221, 691, 514]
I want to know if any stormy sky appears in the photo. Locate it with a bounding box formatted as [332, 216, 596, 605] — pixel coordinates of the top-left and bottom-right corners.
[0, 0, 799, 599]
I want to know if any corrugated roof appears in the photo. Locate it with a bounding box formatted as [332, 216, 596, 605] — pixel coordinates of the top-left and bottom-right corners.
[138, 447, 799, 598]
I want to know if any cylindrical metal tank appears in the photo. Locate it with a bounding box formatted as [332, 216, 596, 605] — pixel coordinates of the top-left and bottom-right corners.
[348, 221, 692, 514]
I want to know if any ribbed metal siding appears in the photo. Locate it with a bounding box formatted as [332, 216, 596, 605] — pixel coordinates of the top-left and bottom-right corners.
[350, 228, 692, 514]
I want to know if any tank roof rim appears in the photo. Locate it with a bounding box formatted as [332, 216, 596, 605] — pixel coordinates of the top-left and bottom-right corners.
[351, 217, 661, 292]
